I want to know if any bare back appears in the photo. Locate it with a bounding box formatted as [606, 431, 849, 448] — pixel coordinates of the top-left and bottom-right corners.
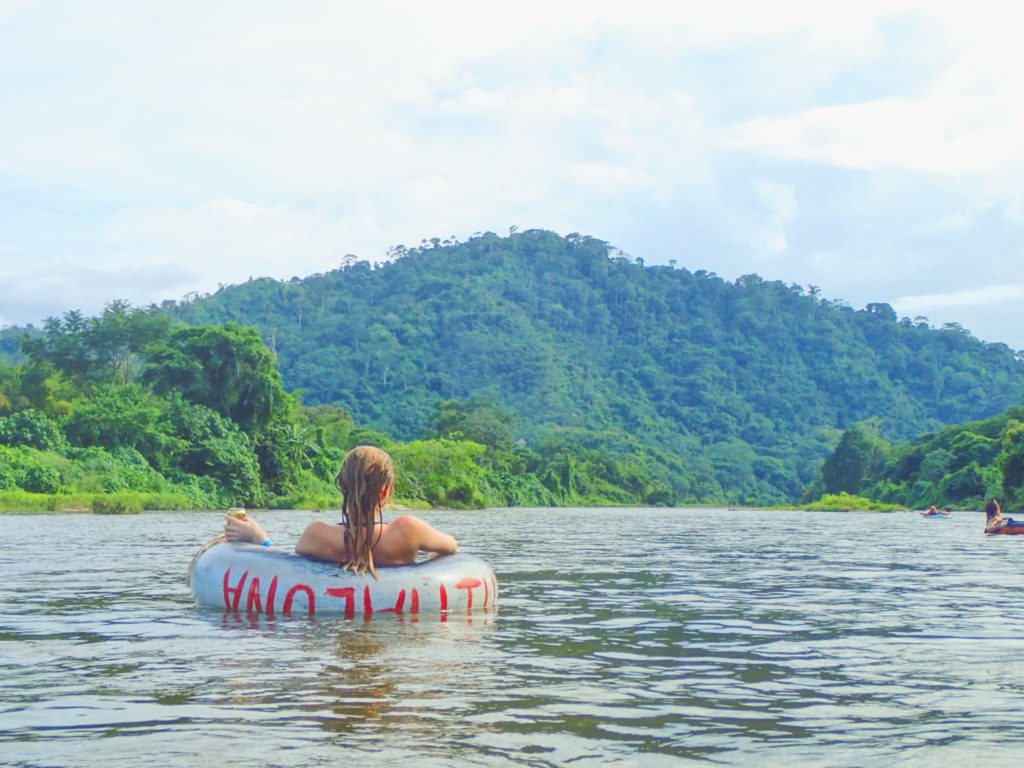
[295, 515, 458, 566]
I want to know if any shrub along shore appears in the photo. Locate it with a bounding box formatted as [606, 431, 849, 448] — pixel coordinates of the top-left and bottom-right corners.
[0, 490, 908, 515]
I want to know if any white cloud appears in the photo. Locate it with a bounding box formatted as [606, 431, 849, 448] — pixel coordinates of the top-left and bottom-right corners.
[894, 284, 1024, 313]
[2, 0, 1024, 353]
[104, 198, 374, 283]
[722, 3, 1024, 177]
[570, 162, 656, 192]
[891, 283, 1024, 350]
[437, 87, 510, 117]
[0, 259, 199, 327]
[0, 1, 919, 193]
[1004, 192, 1024, 225]
[726, 95, 1010, 175]
[752, 181, 798, 253]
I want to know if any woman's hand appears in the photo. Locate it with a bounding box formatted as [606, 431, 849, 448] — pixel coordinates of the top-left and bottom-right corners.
[224, 514, 270, 545]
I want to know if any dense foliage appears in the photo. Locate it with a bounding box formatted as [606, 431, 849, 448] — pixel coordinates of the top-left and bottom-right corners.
[161, 229, 1024, 505]
[4, 230, 1023, 509]
[820, 405, 1024, 511]
[0, 303, 309, 509]
[0, 302, 707, 509]
[0, 326, 25, 365]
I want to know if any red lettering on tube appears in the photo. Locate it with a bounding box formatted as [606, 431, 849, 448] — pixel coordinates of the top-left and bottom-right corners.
[266, 576, 279, 614]
[379, 589, 406, 613]
[222, 569, 249, 611]
[363, 585, 374, 615]
[439, 584, 448, 612]
[411, 588, 420, 613]
[325, 586, 356, 618]
[246, 577, 263, 613]
[283, 584, 316, 616]
[455, 578, 483, 611]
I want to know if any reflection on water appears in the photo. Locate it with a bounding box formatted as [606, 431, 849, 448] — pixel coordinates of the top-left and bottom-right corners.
[3, 508, 1024, 766]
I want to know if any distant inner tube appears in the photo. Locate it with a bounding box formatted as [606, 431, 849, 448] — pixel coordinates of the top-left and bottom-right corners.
[189, 542, 498, 617]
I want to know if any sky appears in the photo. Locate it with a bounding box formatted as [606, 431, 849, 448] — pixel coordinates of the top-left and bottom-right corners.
[2, 1, 1023, 350]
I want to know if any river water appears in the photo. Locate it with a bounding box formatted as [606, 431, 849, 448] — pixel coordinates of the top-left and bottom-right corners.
[2, 507, 1023, 767]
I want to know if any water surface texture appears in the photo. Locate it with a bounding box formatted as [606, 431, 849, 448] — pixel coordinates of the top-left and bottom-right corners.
[2, 508, 1023, 767]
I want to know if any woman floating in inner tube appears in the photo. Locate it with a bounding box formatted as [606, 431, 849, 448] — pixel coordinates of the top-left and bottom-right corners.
[984, 499, 1024, 535]
[224, 445, 459, 574]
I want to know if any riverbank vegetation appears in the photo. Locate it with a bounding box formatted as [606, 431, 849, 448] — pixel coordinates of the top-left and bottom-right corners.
[819, 405, 1024, 511]
[800, 492, 904, 512]
[0, 304, 702, 511]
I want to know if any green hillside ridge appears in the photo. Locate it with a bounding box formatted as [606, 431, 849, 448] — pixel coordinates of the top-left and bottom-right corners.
[166, 229, 1024, 504]
[3, 229, 1023, 509]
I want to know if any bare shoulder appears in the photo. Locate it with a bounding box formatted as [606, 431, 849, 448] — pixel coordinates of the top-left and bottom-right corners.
[300, 519, 342, 541]
[387, 515, 438, 537]
[387, 514, 457, 554]
[305, 519, 337, 533]
[295, 519, 344, 561]
[390, 514, 429, 528]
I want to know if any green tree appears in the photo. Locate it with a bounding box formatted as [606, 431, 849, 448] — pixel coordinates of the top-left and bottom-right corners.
[433, 396, 516, 449]
[62, 383, 173, 462]
[0, 363, 22, 415]
[821, 425, 891, 495]
[142, 322, 288, 435]
[389, 439, 488, 508]
[940, 462, 986, 504]
[163, 397, 264, 505]
[21, 302, 171, 387]
[21, 462, 62, 493]
[999, 420, 1024, 505]
[0, 409, 68, 452]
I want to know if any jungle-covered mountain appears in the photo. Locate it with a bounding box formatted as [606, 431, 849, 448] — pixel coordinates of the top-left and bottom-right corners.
[162, 229, 1024, 504]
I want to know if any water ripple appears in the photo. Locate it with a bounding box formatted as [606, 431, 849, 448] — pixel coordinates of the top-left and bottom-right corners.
[3, 508, 1024, 766]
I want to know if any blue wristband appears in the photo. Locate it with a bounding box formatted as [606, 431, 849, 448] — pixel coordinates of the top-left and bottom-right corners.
[262, 539, 273, 547]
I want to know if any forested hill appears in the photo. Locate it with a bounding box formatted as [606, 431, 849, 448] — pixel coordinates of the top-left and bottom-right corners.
[169, 229, 1024, 503]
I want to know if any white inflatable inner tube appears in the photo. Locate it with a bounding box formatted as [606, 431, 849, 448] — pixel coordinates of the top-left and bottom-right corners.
[189, 542, 498, 617]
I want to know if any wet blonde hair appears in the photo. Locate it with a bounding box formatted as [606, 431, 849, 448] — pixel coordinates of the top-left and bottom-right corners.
[336, 445, 395, 578]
